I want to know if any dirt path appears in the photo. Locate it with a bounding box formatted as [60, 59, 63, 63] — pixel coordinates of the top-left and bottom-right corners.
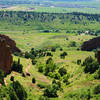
[4, 71, 18, 86]
[25, 64, 31, 74]
[37, 75, 50, 83]
[25, 59, 32, 76]
[0, 83, 1, 88]
[4, 79, 8, 86]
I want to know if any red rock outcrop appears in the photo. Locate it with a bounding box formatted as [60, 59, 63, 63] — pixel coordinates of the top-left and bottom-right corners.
[81, 36, 100, 51]
[0, 39, 13, 74]
[0, 34, 21, 53]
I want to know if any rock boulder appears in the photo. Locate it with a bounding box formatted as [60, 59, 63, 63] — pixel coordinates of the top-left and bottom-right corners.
[0, 34, 21, 53]
[0, 39, 13, 74]
[81, 36, 100, 51]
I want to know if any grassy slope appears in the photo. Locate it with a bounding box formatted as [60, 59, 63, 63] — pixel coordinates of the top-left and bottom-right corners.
[3, 32, 94, 51]
[4, 32, 100, 99]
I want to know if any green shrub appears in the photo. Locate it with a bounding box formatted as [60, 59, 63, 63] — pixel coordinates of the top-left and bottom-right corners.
[60, 52, 67, 59]
[37, 83, 47, 89]
[11, 59, 23, 73]
[45, 58, 57, 76]
[32, 77, 36, 83]
[46, 52, 53, 57]
[7, 85, 18, 100]
[25, 51, 31, 59]
[11, 81, 27, 100]
[68, 41, 77, 47]
[43, 30, 50, 33]
[54, 73, 61, 80]
[32, 59, 37, 65]
[0, 85, 18, 100]
[77, 59, 81, 65]
[0, 81, 27, 100]
[60, 48, 63, 51]
[93, 85, 100, 94]
[52, 79, 56, 84]
[22, 72, 26, 77]
[0, 70, 5, 85]
[63, 75, 70, 85]
[46, 58, 52, 64]
[48, 72, 54, 78]
[6, 86, 19, 100]
[51, 47, 56, 52]
[52, 80, 61, 90]
[38, 64, 44, 73]
[44, 85, 58, 98]
[94, 68, 100, 79]
[82, 56, 99, 74]
[10, 76, 14, 82]
[14, 52, 22, 57]
[82, 56, 94, 66]
[58, 67, 67, 76]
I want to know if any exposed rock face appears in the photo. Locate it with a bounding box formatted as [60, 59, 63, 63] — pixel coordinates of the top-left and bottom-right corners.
[81, 36, 100, 51]
[0, 34, 21, 53]
[0, 39, 13, 74]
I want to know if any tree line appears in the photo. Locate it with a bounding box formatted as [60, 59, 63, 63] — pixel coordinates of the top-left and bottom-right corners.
[0, 11, 100, 32]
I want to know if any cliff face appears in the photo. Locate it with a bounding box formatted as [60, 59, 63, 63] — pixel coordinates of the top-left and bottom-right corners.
[81, 36, 100, 51]
[0, 34, 21, 53]
[0, 39, 13, 74]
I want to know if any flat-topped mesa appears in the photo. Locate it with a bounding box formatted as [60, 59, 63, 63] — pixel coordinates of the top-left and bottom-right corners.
[0, 34, 21, 53]
[81, 36, 100, 51]
[0, 39, 13, 74]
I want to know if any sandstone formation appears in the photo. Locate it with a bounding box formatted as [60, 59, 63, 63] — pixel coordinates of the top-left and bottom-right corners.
[0, 34, 21, 53]
[81, 36, 100, 51]
[0, 39, 13, 74]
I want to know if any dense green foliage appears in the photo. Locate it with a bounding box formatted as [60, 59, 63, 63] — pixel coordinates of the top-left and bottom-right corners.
[12, 81, 27, 100]
[44, 83, 58, 98]
[11, 58, 23, 73]
[45, 58, 57, 76]
[58, 67, 67, 76]
[32, 77, 36, 83]
[0, 70, 5, 85]
[82, 56, 100, 74]
[0, 80, 27, 100]
[60, 52, 67, 59]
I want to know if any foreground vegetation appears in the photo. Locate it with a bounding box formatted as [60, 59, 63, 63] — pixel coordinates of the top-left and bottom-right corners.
[0, 31, 100, 99]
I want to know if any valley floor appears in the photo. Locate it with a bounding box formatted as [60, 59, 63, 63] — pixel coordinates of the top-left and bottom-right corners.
[3, 32, 100, 99]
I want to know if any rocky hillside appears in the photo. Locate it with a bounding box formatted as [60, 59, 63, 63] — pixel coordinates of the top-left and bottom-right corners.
[0, 34, 21, 53]
[0, 34, 21, 73]
[81, 36, 100, 51]
[0, 39, 12, 74]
